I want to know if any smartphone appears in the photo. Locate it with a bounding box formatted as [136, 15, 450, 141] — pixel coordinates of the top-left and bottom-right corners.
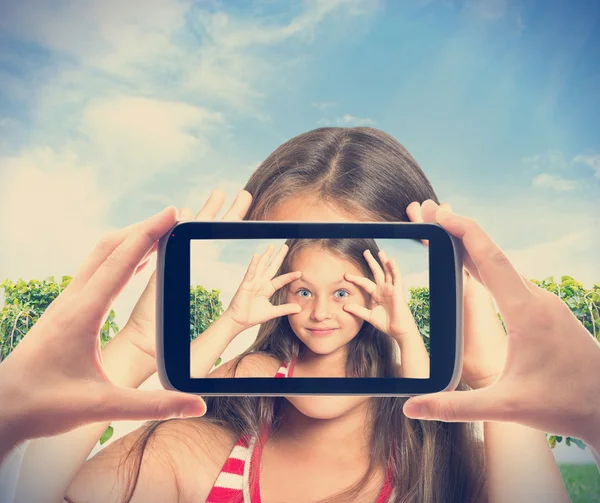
[156, 221, 463, 396]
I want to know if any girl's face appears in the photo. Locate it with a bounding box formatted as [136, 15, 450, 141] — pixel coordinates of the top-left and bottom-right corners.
[267, 195, 378, 420]
[286, 246, 370, 357]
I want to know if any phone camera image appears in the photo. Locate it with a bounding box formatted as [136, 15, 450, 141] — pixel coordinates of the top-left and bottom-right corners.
[157, 222, 462, 396]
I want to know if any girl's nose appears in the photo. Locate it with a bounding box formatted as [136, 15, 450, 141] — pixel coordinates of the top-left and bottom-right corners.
[310, 297, 332, 321]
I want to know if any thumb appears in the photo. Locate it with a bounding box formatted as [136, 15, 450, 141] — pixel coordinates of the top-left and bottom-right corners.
[273, 303, 302, 318]
[403, 387, 503, 423]
[342, 303, 371, 321]
[101, 387, 207, 421]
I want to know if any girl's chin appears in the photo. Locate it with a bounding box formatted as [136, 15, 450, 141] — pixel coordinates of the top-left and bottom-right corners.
[286, 395, 370, 420]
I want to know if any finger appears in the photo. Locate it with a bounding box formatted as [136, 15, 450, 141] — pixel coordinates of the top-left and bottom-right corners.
[406, 201, 428, 247]
[364, 250, 385, 284]
[435, 208, 534, 312]
[344, 273, 377, 295]
[179, 208, 195, 221]
[67, 226, 134, 295]
[134, 259, 151, 276]
[100, 386, 207, 421]
[271, 271, 302, 291]
[379, 250, 393, 284]
[343, 303, 372, 322]
[265, 244, 289, 279]
[195, 189, 226, 220]
[82, 207, 178, 313]
[243, 253, 261, 282]
[402, 386, 507, 423]
[422, 200, 483, 283]
[271, 303, 302, 318]
[388, 258, 403, 289]
[222, 190, 252, 221]
[256, 244, 275, 276]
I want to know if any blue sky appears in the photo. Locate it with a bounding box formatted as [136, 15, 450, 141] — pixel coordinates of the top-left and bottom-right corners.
[0, 0, 598, 290]
[0, 0, 598, 462]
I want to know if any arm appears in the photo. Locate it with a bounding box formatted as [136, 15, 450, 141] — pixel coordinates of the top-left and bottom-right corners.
[64, 418, 234, 503]
[483, 422, 571, 503]
[15, 331, 160, 503]
[392, 313, 430, 378]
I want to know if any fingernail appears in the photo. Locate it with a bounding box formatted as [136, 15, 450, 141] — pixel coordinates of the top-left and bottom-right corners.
[180, 401, 206, 417]
[404, 402, 426, 418]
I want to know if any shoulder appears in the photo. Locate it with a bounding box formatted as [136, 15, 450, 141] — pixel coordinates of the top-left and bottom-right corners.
[208, 351, 282, 378]
[66, 418, 236, 503]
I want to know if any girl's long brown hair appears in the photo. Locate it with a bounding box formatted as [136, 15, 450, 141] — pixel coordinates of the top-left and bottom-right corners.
[113, 127, 486, 503]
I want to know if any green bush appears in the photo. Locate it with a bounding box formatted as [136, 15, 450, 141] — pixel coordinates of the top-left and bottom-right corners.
[2, 274, 598, 450]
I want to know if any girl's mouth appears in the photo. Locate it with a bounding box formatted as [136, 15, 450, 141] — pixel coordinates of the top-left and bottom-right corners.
[306, 328, 339, 336]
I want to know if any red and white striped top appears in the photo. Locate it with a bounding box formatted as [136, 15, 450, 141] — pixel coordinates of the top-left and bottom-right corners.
[205, 360, 396, 503]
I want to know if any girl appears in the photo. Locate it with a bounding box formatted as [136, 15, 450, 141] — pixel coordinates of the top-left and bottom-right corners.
[194, 237, 429, 382]
[16, 127, 570, 503]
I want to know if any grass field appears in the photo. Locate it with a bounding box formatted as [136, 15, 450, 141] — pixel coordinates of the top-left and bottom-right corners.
[560, 464, 600, 503]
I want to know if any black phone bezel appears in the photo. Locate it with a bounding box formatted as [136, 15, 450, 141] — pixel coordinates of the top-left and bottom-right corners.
[157, 221, 462, 396]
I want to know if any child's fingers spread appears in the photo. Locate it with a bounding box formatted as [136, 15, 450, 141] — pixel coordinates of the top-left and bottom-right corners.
[379, 251, 393, 284]
[179, 208, 194, 221]
[222, 190, 253, 221]
[363, 250, 385, 284]
[243, 253, 260, 281]
[406, 201, 424, 223]
[344, 273, 376, 295]
[271, 270, 301, 290]
[195, 189, 226, 220]
[389, 258, 403, 287]
[420, 200, 439, 223]
[343, 303, 371, 321]
[265, 243, 289, 278]
[100, 386, 207, 421]
[256, 244, 275, 275]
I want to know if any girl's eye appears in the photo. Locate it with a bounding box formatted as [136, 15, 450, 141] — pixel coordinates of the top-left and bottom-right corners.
[297, 289, 312, 298]
[334, 290, 349, 299]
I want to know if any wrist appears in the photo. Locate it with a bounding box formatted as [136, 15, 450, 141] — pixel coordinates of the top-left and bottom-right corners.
[101, 331, 157, 387]
[219, 311, 248, 339]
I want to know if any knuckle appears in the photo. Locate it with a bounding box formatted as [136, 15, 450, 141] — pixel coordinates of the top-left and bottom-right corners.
[437, 399, 457, 422]
[96, 232, 119, 254]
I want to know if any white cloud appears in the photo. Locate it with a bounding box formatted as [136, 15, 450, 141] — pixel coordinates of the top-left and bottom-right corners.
[532, 173, 578, 192]
[312, 102, 337, 109]
[506, 228, 599, 289]
[183, 0, 379, 112]
[465, 0, 508, 20]
[0, 148, 111, 281]
[76, 96, 224, 191]
[319, 114, 377, 126]
[439, 192, 599, 288]
[522, 149, 569, 172]
[573, 153, 600, 178]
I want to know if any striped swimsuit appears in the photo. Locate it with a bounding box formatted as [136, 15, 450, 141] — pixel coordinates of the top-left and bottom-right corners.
[205, 360, 396, 503]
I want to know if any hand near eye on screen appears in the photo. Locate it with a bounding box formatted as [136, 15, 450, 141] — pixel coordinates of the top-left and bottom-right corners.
[343, 250, 430, 378]
[223, 244, 302, 332]
[120, 189, 253, 364]
[343, 250, 418, 341]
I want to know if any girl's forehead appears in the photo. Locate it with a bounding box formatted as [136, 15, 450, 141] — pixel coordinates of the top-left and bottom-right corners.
[290, 246, 364, 274]
[267, 195, 367, 222]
